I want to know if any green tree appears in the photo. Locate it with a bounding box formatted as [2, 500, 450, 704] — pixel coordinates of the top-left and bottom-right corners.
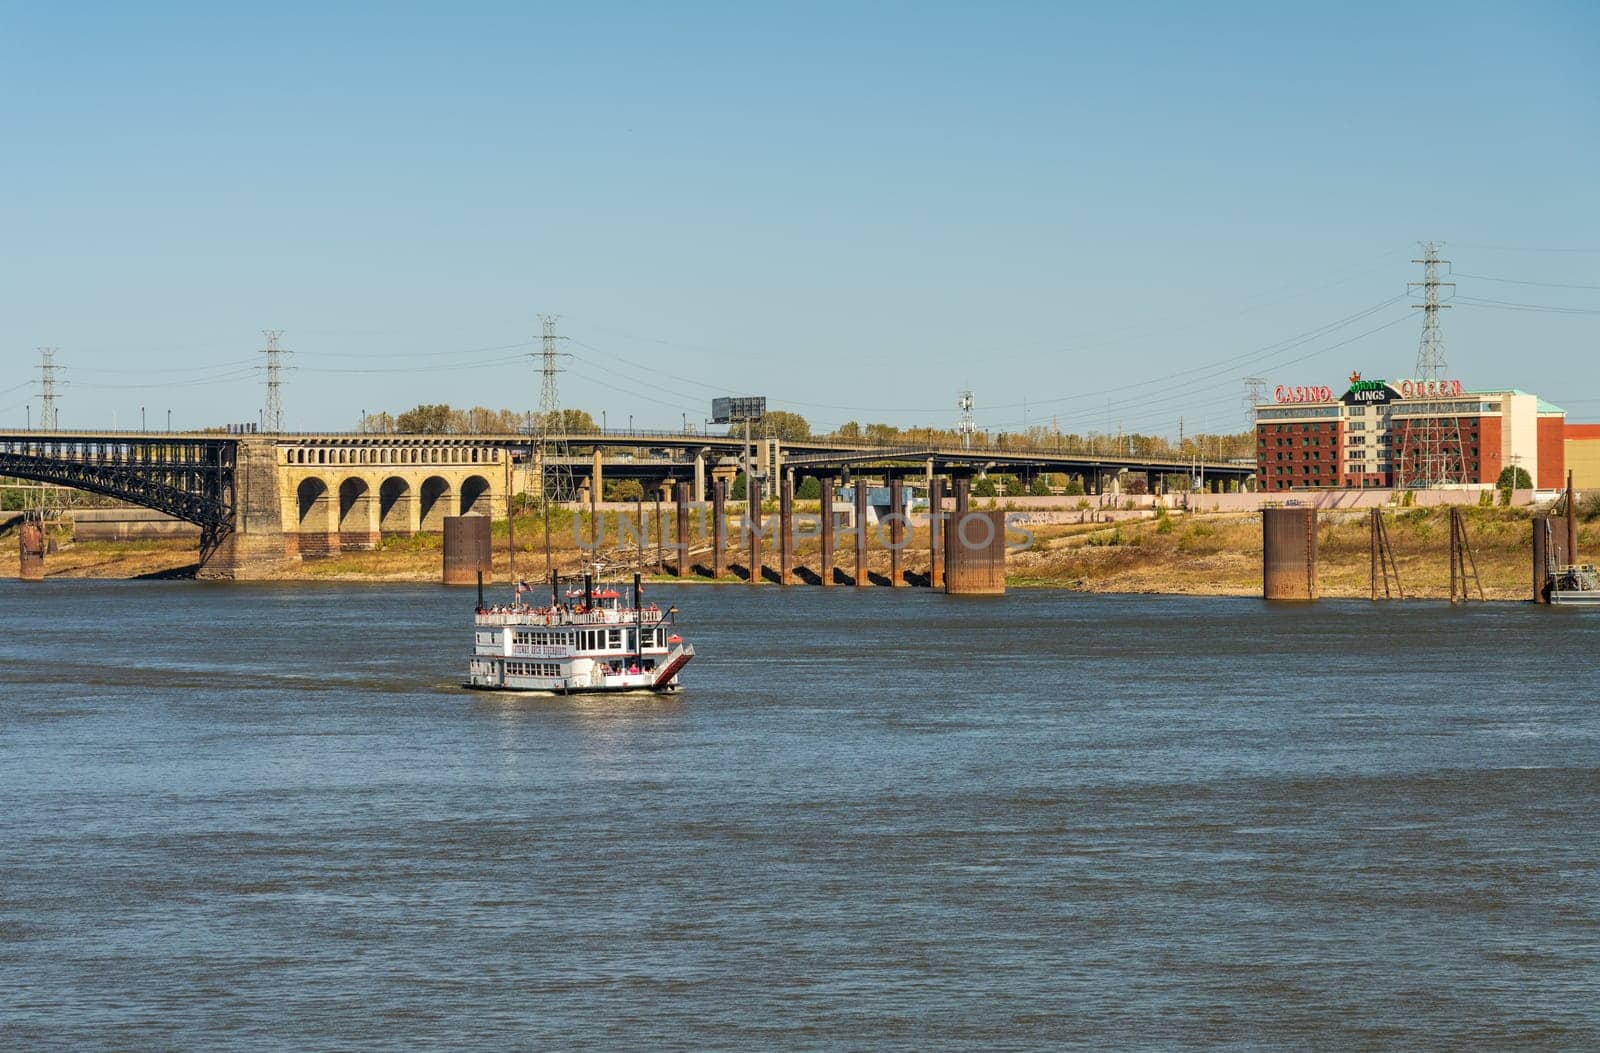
[1029, 476, 1051, 496]
[1063, 478, 1085, 496]
[730, 472, 747, 500]
[1497, 465, 1533, 490]
[605, 479, 644, 502]
[971, 476, 998, 497]
[396, 403, 460, 434]
[762, 411, 811, 442]
[796, 477, 821, 499]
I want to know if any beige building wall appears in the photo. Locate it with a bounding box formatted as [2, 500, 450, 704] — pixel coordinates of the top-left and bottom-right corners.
[1568, 436, 1600, 490]
[1502, 392, 1540, 488]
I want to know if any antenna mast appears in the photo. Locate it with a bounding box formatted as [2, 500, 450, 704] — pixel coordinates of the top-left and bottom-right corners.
[957, 391, 976, 450]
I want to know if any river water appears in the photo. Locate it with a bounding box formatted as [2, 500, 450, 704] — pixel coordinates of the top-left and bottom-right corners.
[1, 581, 1597, 1050]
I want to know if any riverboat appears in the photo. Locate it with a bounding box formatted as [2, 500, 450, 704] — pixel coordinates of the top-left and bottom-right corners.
[1550, 564, 1600, 606]
[466, 572, 694, 693]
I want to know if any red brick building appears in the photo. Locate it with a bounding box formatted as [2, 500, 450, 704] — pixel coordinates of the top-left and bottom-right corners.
[1255, 380, 1565, 492]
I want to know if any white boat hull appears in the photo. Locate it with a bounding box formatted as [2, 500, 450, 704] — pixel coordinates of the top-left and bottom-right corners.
[1550, 590, 1600, 606]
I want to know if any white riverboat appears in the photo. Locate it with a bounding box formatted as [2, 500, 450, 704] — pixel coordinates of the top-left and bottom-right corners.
[1550, 564, 1600, 606]
[467, 573, 694, 694]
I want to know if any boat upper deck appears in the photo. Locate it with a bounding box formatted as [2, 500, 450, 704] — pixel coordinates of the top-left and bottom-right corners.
[474, 604, 671, 629]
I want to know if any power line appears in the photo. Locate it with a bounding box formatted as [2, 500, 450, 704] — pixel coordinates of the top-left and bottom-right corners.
[1454, 296, 1600, 315]
[1452, 272, 1600, 291]
[1452, 243, 1600, 254]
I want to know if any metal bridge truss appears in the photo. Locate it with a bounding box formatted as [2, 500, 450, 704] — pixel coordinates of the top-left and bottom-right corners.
[0, 436, 236, 557]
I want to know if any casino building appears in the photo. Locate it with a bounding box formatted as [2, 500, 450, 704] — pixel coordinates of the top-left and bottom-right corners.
[1254, 374, 1566, 493]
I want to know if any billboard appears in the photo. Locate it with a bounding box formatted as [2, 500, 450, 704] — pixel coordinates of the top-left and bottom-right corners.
[711, 396, 766, 424]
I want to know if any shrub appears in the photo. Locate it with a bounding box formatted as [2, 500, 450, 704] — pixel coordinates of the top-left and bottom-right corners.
[1497, 466, 1533, 489]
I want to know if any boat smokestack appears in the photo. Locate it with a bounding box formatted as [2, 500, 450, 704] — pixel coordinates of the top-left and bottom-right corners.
[633, 572, 642, 610]
[584, 572, 593, 609]
[550, 570, 559, 608]
[476, 571, 483, 609]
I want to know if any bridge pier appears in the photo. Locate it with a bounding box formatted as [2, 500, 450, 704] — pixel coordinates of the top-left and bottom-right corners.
[198, 437, 289, 580]
[18, 521, 45, 581]
[928, 476, 945, 589]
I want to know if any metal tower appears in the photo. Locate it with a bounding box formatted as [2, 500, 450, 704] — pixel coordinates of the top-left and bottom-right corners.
[535, 315, 575, 506]
[957, 391, 976, 449]
[37, 347, 60, 430]
[1242, 376, 1268, 438]
[260, 330, 289, 432]
[1397, 242, 1463, 487]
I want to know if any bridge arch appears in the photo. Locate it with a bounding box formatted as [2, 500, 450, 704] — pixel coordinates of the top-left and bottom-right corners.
[378, 477, 414, 535]
[418, 476, 451, 532]
[337, 477, 379, 549]
[295, 477, 339, 557]
[459, 475, 493, 517]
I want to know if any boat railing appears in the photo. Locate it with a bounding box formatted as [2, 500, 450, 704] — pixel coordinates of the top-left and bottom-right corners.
[474, 607, 671, 627]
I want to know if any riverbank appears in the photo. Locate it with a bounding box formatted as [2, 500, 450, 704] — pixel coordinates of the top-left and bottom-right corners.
[4, 506, 1592, 601]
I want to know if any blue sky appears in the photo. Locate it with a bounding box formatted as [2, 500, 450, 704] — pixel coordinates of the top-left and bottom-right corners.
[3, 1, 1597, 433]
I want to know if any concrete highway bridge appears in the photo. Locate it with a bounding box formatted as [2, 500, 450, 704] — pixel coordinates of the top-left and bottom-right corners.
[1, 430, 1255, 577]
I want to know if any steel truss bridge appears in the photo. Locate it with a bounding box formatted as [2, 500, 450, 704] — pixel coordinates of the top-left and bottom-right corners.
[0, 434, 237, 556]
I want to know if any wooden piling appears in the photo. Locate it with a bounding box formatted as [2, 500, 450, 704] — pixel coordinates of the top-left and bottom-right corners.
[748, 485, 762, 587]
[854, 479, 869, 587]
[928, 477, 944, 589]
[675, 482, 691, 576]
[712, 479, 727, 579]
[779, 475, 793, 585]
[820, 476, 835, 587]
[888, 476, 905, 587]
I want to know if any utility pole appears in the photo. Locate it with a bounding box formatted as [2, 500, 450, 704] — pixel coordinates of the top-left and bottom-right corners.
[957, 391, 975, 450]
[1398, 242, 1462, 487]
[260, 330, 288, 433]
[37, 347, 60, 430]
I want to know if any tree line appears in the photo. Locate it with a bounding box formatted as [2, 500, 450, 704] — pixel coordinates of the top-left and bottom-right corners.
[365, 403, 1251, 458]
